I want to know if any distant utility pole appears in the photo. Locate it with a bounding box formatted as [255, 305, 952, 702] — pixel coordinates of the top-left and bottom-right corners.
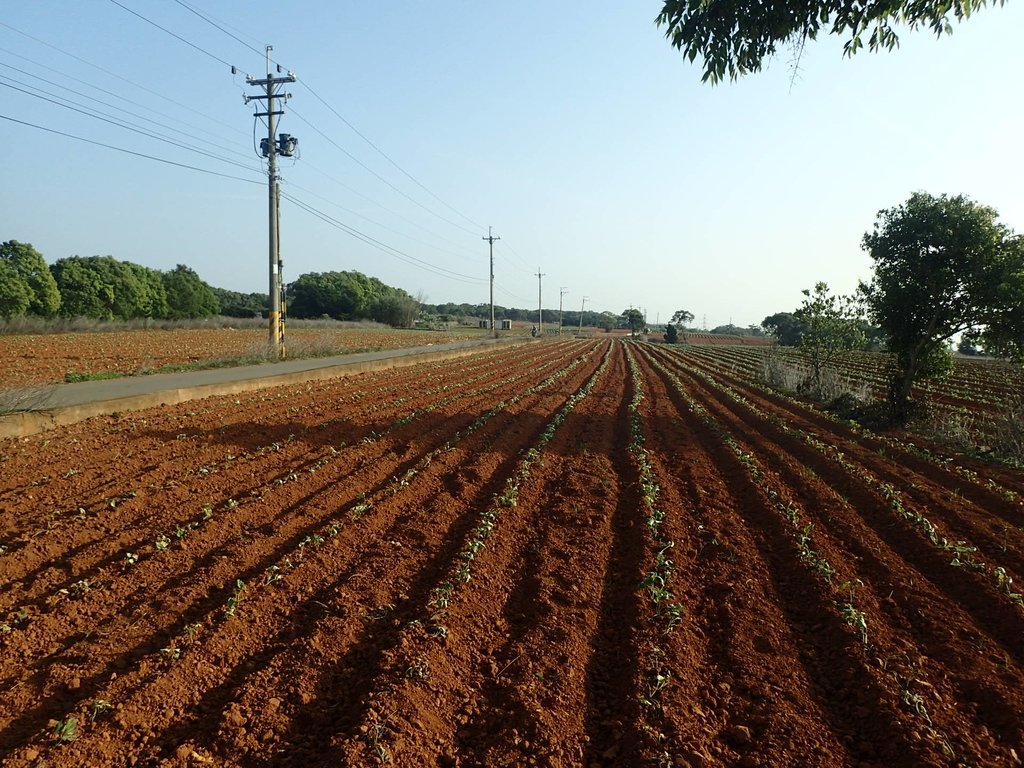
[535, 268, 546, 334]
[558, 286, 569, 335]
[245, 45, 296, 359]
[482, 226, 499, 337]
[578, 295, 588, 336]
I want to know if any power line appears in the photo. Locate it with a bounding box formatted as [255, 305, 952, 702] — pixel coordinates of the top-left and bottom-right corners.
[280, 191, 486, 285]
[298, 161, 481, 259]
[86, 3, 488, 253]
[171, 0, 266, 58]
[285, 180, 480, 265]
[288, 106, 480, 237]
[107, 0, 237, 70]
[494, 285, 533, 305]
[0, 61, 255, 165]
[0, 46, 243, 149]
[297, 79, 483, 231]
[160, 2, 485, 236]
[0, 78, 262, 175]
[0, 21, 245, 137]
[0, 113, 263, 185]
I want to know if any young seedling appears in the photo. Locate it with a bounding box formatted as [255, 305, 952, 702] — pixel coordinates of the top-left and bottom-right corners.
[159, 644, 182, 660]
[51, 716, 78, 743]
[68, 579, 91, 599]
[404, 658, 429, 680]
[89, 699, 113, 721]
[155, 534, 171, 552]
[222, 580, 246, 620]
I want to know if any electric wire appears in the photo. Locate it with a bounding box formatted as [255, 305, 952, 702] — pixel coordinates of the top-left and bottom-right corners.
[168, 0, 266, 59]
[159, 2, 487, 237]
[0, 61, 256, 165]
[494, 239, 534, 271]
[0, 113, 263, 185]
[288, 107, 480, 238]
[280, 191, 486, 285]
[0, 45, 244, 149]
[107, 0, 237, 70]
[285, 180, 483, 265]
[0, 21, 245, 137]
[296, 79, 484, 231]
[297, 161, 481, 260]
[0, 78, 263, 175]
[494, 285, 533, 305]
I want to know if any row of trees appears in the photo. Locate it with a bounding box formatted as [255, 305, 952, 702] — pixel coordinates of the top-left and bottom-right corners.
[0, 242, 220, 321]
[755, 192, 1024, 422]
[419, 301, 623, 331]
[0, 243, 429, 328]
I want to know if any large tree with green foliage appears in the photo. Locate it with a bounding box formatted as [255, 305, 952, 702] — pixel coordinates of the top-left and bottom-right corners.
[762, 311, 804, 346]
[860, 191, 1024, 422]
[213, 287, 268, 318]
[656, 0, 1000, 83]
[622, 308, 645, 336]
[51, 257, 116, 319]
[289, 271, 370, 319]
[794, 282, 865, 397]
[0, 260, 32, 319]
[669, 309, 694, 327]
[50, 255, 180, 320]
[0, 240, 61, 317]
[161, 264, 219, 319]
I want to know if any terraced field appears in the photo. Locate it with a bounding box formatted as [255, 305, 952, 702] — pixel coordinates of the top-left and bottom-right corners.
[1, 339, 1022, 767]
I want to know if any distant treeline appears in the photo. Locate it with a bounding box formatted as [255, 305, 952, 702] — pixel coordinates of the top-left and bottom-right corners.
[3, 239, 691, 331]
[421, 302, 624, 330]
[0, 241, 418, 327]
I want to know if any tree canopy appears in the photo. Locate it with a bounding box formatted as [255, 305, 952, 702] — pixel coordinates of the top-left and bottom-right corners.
[794, 282, 865, 397]
[162, 264, 220, 319]
[762, 312, 804, 346]
[669, 309, 694, 327]
[622, 308, 645, 336]
[0, 240, 61, 317]
[0, 260, 33, 319]
[860, 191, 1024, 420]
[287, 270, 421, 327]
[655, 0, 1001, 83]
[48, 256, 215, 321]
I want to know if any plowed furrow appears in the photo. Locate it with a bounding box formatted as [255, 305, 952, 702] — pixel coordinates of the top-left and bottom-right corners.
[634, 343, 941, 766]
[0, 344, 600, 761]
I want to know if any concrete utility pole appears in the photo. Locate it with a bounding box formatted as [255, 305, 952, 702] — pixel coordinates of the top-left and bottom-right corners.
[245, 46, 296, 359]
[578, 295, 588, 336]
[558, 286, 568, 335]
[535, 268, 546, 334]
[482, 226, 499, 337]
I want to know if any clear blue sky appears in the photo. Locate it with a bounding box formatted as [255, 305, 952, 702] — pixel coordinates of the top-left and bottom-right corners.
[3, 1, 1022, 328]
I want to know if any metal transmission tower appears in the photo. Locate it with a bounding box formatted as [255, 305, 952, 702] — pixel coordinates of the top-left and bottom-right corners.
[535, 268, 546, 334]
[578, 295, 588, 336]
[558, 286, 568, 335]
[482, 227, 500, 337]
[245, 46, 297, 358]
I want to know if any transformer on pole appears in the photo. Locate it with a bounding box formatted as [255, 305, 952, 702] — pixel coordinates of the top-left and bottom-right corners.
[245, 46, 297, 359]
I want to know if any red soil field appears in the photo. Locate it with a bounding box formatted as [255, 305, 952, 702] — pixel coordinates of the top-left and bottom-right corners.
[1, 339, 1022, 767]
[0, 327, 479, 389]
